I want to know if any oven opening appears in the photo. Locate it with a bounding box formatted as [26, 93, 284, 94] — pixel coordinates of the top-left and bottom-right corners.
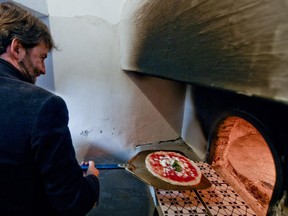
[209, 116, 276, 216]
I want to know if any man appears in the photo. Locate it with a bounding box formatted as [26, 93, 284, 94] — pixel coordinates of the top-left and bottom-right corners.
[0, 2, 100, 216]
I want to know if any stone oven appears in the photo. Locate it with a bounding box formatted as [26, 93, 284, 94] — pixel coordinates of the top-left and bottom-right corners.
[120, 0, 288, 215]
[193, 85, 287, 215]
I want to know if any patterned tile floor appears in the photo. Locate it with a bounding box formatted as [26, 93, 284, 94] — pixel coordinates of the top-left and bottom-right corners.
[154, 161, 257, 216]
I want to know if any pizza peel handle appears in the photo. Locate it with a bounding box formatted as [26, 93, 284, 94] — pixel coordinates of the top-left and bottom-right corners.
[80, 164, 124, 171]
[124, 150, 212, 190]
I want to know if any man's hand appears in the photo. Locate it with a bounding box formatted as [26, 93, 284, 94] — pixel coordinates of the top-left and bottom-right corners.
[81, 161, 99, 177]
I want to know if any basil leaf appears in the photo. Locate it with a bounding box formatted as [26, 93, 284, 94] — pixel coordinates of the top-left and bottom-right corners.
[172, 160, 182, 172]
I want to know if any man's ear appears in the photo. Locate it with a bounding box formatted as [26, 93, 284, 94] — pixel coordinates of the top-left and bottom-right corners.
[10, 38, 25, 60]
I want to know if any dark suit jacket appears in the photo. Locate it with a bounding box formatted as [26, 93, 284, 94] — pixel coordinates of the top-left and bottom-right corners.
[0, 59, 99, 216]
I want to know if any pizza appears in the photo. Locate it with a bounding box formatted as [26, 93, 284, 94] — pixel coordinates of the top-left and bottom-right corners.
[145, 151, 201, 186]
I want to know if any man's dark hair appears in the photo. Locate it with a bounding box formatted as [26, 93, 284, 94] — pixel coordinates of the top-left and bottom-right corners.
[0, 2, 56, 55]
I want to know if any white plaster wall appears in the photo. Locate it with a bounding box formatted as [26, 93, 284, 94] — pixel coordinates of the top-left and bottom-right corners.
[45, 0, 186, 161]
[46, 0, 126, 25]
[119, 0, 207, 159]
[181, 86, 207, 160]
[12, 0, 48, 17]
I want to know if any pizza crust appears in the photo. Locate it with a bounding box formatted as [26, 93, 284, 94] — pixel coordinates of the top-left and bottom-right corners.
[145, 151, 202, 186]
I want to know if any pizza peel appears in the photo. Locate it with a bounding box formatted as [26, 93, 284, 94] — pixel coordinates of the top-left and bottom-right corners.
[119, 150, 211, 190]
[81, 150, 211, 190]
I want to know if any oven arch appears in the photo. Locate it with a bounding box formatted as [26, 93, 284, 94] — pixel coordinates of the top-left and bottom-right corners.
[206, 110, 283, 215]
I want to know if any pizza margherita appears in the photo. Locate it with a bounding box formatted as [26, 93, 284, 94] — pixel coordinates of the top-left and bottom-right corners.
[145, 151, 201, 186]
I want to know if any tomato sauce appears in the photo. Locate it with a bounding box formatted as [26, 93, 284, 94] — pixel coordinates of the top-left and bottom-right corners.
[150, 152, 199, 183]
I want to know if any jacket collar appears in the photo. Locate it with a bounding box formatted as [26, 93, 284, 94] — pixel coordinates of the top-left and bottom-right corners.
[0, 58, 32, 83]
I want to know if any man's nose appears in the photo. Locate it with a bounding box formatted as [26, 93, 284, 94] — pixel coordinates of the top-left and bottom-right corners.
[40, 63, 46, 75]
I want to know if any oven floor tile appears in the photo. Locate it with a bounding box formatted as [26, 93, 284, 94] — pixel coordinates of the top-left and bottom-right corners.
[154, 162, 257, 216]
[207, 204, 257, 216]
[156, 189, 208, 215]
[197, 184, 246, 206]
